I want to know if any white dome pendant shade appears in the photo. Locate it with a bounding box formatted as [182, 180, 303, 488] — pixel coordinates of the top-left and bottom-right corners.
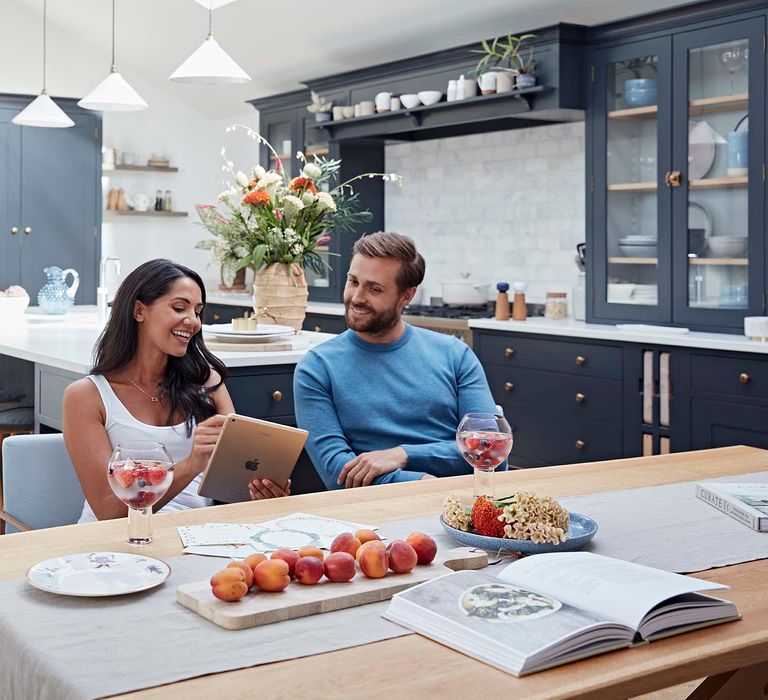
[12, 0, 73, 128]
[79, 0, 147, 112]
[170, 5, 250, 84]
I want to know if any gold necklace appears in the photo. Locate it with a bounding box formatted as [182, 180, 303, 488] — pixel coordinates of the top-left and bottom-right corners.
[126, 377, 165, 403]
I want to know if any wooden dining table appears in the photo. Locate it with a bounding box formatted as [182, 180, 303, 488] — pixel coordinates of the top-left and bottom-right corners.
[1, 445, 767, 699]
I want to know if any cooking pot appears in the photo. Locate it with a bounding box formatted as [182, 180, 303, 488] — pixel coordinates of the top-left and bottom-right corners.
[441, 276, 489, 306]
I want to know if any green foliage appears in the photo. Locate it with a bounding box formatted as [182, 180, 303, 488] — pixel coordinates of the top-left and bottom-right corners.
[470, 33, 536, 77]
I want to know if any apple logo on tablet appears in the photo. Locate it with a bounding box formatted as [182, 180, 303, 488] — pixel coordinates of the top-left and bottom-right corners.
[245, 459, 260, 471]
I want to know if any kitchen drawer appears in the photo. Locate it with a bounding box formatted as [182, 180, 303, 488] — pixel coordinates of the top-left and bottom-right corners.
[205, 303, 251, 324]
[691, 354, 768, 401]
[691, 397, 768, 450]
[486, 365, 622, 424]
[477, 333, 622, 379]
[225, 368, 295, 419]
[303, 313, 347, 335]
[509, 408, 623, 466]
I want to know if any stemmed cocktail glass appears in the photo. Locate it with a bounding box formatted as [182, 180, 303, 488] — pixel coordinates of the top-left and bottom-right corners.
[457, 412, 513, 499]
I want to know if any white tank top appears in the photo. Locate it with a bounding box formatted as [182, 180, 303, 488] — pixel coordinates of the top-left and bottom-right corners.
[78, 373, 212, 523]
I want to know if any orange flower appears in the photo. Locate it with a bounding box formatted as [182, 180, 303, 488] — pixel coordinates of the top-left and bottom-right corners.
[248, 179, 259, 188]
[289, 177, 317, 195]
[470, 496, 506, 538]
[243, 190, 271, 206]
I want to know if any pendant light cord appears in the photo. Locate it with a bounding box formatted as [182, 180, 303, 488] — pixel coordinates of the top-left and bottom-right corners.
[42, 0, 47, 92]
[111, 0, 116, 71]
[208, 5, 213, 38]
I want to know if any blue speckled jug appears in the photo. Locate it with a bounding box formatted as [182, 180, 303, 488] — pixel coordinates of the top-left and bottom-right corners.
[37, 266, 79, 314]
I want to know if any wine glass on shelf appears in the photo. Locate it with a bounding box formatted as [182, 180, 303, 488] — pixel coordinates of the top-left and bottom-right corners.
[107, 441, 174, 545]
[718, 45, 745, 95]
[456, 412, 513, 499]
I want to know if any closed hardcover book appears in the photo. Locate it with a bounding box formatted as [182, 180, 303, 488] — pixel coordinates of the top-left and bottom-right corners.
[696, 482, 768, 532]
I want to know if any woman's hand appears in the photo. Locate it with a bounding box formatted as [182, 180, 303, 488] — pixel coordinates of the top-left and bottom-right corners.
[249, 478, 291, 500]
[188, 414, 228, 473]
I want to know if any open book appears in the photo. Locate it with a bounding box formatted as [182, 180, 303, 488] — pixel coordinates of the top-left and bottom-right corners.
[383, 552, 739, 677]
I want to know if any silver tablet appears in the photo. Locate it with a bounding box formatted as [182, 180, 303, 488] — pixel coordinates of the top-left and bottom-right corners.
[197, 414, 308, 503]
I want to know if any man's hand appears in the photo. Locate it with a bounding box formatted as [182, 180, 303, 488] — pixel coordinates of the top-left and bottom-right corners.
[249, 478, 291, 500]
[338, 447, 407, 488]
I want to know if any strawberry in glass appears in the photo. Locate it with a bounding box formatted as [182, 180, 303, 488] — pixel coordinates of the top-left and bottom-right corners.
[457, 413, 513, 499]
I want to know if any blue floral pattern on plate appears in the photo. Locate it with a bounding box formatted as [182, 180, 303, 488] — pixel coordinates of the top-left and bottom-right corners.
[440, 512, 598, 554]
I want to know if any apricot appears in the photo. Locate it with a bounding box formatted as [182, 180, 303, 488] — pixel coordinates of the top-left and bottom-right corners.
[387, 540, 418, 574]
[270, 548, 299, 578]
[355, 529, 381, 544]
[330, 532, 361, 558]
[405, 532, 438, 565]
[295, 556, 324, 585]
[210, 567, 248, 602]
[227, 560, 254, 589]
[253, 559, 291, 592]
[323, 552, 356, 582]
[355, 539, 387, 561]
[210, 567, 246, 587]
[297, 546, 325, 562]
[358, 543, 389, 579]
[244, 552, 267, 575]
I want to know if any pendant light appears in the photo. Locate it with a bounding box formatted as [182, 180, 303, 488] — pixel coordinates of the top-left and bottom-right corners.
[12, 0, 74, 128]
[78, 0, 148, 111]
[169, 2, 250, 84]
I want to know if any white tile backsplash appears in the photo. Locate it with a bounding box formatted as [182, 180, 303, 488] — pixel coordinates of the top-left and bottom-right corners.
[385, 122, 585, 303]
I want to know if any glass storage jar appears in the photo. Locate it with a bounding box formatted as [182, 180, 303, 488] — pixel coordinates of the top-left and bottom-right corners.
[545, 292, 568, 320]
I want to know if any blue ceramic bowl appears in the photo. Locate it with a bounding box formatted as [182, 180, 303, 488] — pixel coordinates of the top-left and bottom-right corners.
[440, 512, 598, 554]
[624, 79, 657, 108]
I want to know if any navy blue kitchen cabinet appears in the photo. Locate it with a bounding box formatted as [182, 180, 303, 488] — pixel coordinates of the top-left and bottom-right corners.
[303, 312, 346, 335]
[204, 302, 250, 324]
[587, 8, 767, 333]
[0, 96, 101, 303]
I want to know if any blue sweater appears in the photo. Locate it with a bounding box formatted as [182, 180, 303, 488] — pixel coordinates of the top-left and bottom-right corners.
[293, 325, 498, 489]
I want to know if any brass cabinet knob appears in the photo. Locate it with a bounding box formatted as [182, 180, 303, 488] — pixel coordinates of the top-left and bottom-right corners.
[314, 325, 322, 333]
[272, 390, 283, 401]
[23, 226, 32, 235]
[576, 355, 586, 366]
[575, 440, 586, 450]
[10, 226, 18, 235]
[575, 392, 586, 403]
[504, 347, 515, 357]
[739, 373, 751, 384]
[664, 170, 681, 187]
[504, 382, 514, 392]
[212, 313, 221, 321]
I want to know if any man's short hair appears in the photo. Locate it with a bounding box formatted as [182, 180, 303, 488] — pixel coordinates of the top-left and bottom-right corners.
[352, 231, 426, 292]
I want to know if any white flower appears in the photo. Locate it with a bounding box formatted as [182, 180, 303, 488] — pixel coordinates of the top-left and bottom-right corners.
[291, 243, 305, 255]
[234, 246, 249, 258]
[301, 162, 322, 180]
[235, 171, 249, 187]
[252, 165, 266, 180]
[259, 172, 282, 197]
[282, 195, 304, 221]
[284, 227, 299, 243]
[301, 191, 315, 206]
[316, 191, 336, 212]
[217, 190, 230, 202]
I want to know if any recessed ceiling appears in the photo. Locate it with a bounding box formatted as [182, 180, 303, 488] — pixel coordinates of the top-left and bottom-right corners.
[5, 0, 700, 117]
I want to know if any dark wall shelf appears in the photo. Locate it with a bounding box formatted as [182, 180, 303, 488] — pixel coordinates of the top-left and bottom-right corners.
[111, 165, 179, 173]
[108, 210, 188, 217]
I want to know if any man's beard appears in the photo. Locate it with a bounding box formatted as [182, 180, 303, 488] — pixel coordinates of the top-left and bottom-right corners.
[344, 301, 400, 335]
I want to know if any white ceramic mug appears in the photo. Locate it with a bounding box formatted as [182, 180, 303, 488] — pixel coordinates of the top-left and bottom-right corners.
[360, 100, 375, 116]
[375, 92, 392, 112]
[342, 105, 354, 119]
[390, 97, 401, 111]
[495, 72, 514, 93]
[462, 79, 478, 99]
[332, 106, 344, 120]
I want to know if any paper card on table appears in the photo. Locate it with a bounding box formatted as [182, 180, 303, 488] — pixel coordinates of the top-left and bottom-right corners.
[183, 543, 258, 559]
[248, 512, 379, 552]
[178, 523, 259, 547]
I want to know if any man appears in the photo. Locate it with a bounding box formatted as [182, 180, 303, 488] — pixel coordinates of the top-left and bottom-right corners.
[293, 231, 498, 489]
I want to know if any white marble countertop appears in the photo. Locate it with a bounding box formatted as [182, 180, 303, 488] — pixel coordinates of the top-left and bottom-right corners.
[468, 317, 768, 354]
[0, 306, 334, 375]
[206, 291, 345, 316]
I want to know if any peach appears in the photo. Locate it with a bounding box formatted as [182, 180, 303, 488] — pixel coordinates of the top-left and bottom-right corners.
[253, 559, 291, 592]
[227, 560, 254, 589]
[358, 543, 389, 579]
[330, 532, 361, 558]
[406, 532, 438, 565]
[323, 552, 356, 582]
[387, 540, 418, 574]
[297, 546, 325, 561]
[295, 556, 324, 585]
[244, 552, 267, 575]
[210, 567, 248, 602]
[355, 539, 387, 561]
[270, 548, 299, 578]
[355, 529, 381, 544]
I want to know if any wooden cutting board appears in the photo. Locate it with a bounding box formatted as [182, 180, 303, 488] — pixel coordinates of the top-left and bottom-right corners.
[176, 547, 488, 630]
[205, 340, 293, 352]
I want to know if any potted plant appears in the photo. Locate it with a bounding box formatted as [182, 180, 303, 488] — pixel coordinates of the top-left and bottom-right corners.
[471, 33, 536, 93]
[306, 91, 333, 122]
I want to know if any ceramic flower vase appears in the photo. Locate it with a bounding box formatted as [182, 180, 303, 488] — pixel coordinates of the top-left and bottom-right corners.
[252, 263, 308, 331]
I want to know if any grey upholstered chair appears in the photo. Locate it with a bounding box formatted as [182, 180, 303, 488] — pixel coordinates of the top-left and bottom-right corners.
[0, 433, 84, 534]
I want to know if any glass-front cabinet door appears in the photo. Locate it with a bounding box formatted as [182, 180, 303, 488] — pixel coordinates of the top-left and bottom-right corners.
[672, 19, 765, 328]
[260, 108, 296, 179]
[592, 38, 672, 322]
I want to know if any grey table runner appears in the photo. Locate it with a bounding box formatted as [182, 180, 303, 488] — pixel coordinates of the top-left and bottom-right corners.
[1, 471, 766, 699]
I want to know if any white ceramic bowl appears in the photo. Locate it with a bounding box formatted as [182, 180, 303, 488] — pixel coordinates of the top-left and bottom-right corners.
[707, 236, 748, 257]
[0, 295, 30, 316]
[607, 283, 635, 302]
[399, 94, 421, 109]
[417, 91, 443, 106]
[618, 242, 657, 258]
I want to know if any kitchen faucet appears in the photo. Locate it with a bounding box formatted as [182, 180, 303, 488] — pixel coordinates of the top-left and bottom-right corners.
[97, 257, 121, 323]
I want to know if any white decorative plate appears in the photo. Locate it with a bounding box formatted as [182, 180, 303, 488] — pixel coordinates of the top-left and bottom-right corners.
[202, 322, 295, 343]
[26, 552, 171, 597]
[688, 121, 716, 181]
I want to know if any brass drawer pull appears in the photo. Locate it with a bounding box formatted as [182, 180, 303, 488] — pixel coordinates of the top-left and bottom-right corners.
[10, 226, 18, 235]
[212, 313, 221, 321]
[504, 347, 515, 357]
[272, 390, 283, 401]
[314, 325, 322, 333]
[575, 440, 585, 450]
[576, 355, 586, 367]
[504, 382, 514, 392]
[575, 392, 586, 403]
[739, 373, 751, 384]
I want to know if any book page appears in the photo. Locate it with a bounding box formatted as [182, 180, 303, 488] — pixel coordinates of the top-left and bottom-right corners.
[497, 552, 727, 630]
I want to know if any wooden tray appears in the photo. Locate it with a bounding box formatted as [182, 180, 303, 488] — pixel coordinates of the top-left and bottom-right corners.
[205, 340, 293, 352]
[176, 547, 487, 630]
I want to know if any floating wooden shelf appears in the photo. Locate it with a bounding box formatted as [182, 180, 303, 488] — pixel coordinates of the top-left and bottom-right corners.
[269, 154, 291, 160]
[111, 164, 179, 173]
[608, 257, 657, 265]
[305, 146, 329, 157]
[108, 210, 188, 217]
[689, 93, 748, 115]
[608, 105, 658, 119]
[689, 176, 748, 189]
[688, 257, 748, 266]
[608, 182, 657, 192]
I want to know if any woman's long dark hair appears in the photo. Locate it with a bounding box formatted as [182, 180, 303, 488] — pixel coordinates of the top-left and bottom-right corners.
[91, 259, 227, 435]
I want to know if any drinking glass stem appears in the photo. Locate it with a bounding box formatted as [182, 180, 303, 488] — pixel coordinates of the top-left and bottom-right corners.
[127, 506, 152, 545]
[473, 467, 495, 499]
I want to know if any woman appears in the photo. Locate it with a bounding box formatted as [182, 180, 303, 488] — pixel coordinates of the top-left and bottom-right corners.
[63, 259, 289, 523]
